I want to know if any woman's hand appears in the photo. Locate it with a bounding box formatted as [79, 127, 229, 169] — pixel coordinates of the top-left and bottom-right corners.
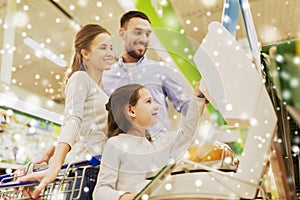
[14, 144, 68, 199]
[15, 166, 60, 199]
[13, 145, 55, 181]
[13, 164, 28, 178]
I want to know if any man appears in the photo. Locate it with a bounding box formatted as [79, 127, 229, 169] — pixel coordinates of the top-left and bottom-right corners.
[102, 11, 195, 134]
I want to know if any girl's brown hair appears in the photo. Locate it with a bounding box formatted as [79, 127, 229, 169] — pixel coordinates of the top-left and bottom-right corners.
[105, 84, 144, 138]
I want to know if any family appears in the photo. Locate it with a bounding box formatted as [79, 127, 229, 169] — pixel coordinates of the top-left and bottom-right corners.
[17, 10, 211, 200]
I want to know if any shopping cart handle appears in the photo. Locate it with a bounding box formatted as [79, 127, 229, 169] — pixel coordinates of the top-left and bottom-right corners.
[0, 173, 13, 183]
[0, 180, 39, 189]
[0, 162, 46, 183]
[0, 155, 101, 184]
[61, 154, 101, 169]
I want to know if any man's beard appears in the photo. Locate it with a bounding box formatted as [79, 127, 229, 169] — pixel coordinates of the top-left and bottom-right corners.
[127, 50, 144, 60]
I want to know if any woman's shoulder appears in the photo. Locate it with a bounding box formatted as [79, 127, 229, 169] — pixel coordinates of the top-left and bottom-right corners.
[67, 71, 91, 85]
[70, 71, 89, 80]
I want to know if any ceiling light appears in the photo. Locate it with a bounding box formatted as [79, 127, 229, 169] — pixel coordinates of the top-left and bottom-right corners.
[23, 5, 29, 11]
[46, 38, 51, 44]
[185, 19, 191, 25]
[78, 0, 88, 7]
[24, 37, 67, 67]
[35, 74, 40, 79]
[96, 1, 103, 7]
[12, 11, 29, 27]
[69, 4, 75, 11]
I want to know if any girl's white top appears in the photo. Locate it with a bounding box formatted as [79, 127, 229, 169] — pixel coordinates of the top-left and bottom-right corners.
[93, 96, 200, 200]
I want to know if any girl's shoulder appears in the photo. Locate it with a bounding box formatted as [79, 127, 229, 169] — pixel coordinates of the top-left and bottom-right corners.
[107, 134, 145, 145]
[105, 135, 127, 152]
[107, 133, 127, 141]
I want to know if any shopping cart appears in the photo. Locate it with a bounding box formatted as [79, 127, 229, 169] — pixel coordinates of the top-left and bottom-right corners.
[0, 155, 101, 200]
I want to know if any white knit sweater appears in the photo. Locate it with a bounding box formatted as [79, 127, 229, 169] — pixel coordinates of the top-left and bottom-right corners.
[58, 71, 108, 162]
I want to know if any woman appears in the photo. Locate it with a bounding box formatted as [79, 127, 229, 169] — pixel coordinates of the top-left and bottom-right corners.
[17, 24, 114, 199]
[93, 84, 206, 200]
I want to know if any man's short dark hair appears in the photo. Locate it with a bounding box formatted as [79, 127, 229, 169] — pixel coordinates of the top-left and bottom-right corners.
[120, 10, 151, 28]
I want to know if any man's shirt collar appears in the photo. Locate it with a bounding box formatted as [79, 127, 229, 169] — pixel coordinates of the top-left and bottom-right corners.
[117, 56, 146, 71]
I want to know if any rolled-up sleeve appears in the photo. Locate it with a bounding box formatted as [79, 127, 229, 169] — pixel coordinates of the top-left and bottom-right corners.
[162, 65, 192, 115]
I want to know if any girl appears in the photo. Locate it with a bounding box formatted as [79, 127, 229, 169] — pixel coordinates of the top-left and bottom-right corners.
[93, 84, 206, 200]
[17, 24, 114, 199]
